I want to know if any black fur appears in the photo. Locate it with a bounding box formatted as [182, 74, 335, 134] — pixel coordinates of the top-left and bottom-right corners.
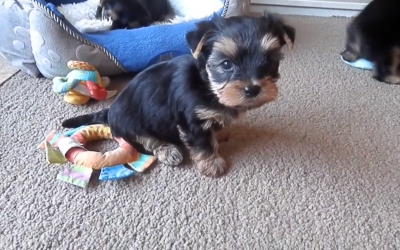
[96, 0, 169, 30]
[341, 0, 400, 84]
[63, 55, 212, 146]
[62, 13, 295, 177]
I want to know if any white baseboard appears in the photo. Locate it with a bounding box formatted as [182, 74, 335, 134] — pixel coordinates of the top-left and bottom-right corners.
[250, 0, 369, 17]
[250, 4, 360, 17]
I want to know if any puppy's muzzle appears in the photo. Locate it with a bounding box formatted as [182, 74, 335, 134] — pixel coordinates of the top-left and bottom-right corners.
[244, 85, 261, 98]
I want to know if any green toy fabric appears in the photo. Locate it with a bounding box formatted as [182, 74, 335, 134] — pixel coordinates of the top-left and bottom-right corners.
[45, 141, 67, 164]
[57, 165, 93, 188]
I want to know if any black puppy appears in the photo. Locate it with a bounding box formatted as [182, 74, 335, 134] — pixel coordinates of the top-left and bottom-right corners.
[62, 13, 295, 178]
[341, 0, 400, 84]
[96, 0, 169, 30]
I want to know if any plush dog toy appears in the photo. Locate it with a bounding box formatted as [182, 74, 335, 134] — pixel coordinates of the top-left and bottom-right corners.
[52, 60, 117, 105]
[38, 124, 157, 188]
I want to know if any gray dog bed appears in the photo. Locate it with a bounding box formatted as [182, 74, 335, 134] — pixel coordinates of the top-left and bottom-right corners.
[0, 0, 249, 78]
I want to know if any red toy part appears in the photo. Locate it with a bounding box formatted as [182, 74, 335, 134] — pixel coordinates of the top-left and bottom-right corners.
[85, 81, 107, 100]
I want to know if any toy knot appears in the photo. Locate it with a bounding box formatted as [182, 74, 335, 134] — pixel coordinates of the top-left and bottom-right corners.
[52, 77, 79, 94]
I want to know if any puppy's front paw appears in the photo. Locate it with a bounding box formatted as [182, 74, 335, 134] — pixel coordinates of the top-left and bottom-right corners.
[195, 155, 227, 178]
[155, 146, 183, 167]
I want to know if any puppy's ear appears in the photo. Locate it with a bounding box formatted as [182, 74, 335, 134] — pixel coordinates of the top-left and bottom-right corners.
[281, 24, 295, 51]
[260, 11, 296, 51]
[185, 20, 215, 59]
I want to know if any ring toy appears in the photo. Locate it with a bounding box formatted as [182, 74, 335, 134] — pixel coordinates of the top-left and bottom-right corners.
[57, 124, 140, 170]
[38, 124, 156, 188]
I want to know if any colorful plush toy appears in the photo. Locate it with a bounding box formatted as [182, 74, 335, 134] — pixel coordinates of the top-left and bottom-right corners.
[52, 60, 117, 105]
[38, 124, 157, 188]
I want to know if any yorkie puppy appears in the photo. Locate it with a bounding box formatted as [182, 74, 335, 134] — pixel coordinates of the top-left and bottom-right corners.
[341, 0, 400, 84]
[62, 12, 295, 178]
[96, 0, 169, 30]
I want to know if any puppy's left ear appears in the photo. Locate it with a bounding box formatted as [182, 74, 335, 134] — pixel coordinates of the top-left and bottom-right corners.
[185, 20, 215, 59]
[281, 24, 296, 51]
[260, 11, 296, 51]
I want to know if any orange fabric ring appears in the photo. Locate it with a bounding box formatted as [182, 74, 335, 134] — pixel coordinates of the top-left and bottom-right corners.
[58, 124, 140, 170]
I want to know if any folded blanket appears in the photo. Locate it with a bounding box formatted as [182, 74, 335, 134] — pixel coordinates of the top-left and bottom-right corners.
[84, 13, 222, 72]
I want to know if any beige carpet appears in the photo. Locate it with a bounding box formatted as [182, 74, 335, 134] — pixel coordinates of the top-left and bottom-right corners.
[1, 16, 400, 249]
[0, 58, 19, 86]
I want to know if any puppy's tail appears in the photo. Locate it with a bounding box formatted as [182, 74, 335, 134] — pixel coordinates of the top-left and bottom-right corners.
[62, 109, 109, 128]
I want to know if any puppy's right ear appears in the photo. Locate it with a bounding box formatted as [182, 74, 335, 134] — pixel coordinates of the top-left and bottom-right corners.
[260, 11, 296, 51]
[281, 24, 296, 51]
[185, 20, 215, 59]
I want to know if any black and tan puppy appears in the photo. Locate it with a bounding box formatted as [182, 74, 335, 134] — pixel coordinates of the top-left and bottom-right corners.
[62, 13, 295, 177]
[96, 0, 169, 30]
[341, 0, 400, 84]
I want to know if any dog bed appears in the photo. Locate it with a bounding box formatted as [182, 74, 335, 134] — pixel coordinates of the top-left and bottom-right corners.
[0, 0, 249, 78]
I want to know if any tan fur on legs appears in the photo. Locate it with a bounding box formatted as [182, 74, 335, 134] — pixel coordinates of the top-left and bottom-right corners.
[198, 131, 229, 177]
[178, 126, 228, 177]
[386, 47, 400, 84]
[382, 75, 400, 85]
[154, 145, 184, 167]
[195, 153, 227, 178]
[374, 47, 400, 85]
[191, 134, 226, 177]
[195, 107, 238, 130]
[136, 136, 183, 167]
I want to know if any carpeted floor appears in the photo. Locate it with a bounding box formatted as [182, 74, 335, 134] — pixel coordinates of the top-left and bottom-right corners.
[1, 16, 400, 249]
[0, 57, 19, 86]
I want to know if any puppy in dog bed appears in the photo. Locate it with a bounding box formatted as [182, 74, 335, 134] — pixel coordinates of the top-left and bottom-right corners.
[57, 0, 169, 32]
[95, 0, 169, 30]
[62, 12, 296, 178]
[341, 0, 400, 84]
[57, 0, 225, 33]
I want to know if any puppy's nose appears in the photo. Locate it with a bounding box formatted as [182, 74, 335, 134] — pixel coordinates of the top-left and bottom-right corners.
[244, 85, 261, 97]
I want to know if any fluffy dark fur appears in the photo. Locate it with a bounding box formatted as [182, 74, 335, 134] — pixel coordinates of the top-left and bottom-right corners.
[341, 0, 400, 84]
[95, 0, 169, 30]
[62, 13, 295, 177]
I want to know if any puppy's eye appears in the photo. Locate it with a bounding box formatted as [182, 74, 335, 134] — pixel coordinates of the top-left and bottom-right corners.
[221, 60, 233, 71]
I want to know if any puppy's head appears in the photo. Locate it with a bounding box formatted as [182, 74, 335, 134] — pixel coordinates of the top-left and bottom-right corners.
[185, 12, 295, 110]
[100, 0, 152, 29]
[340, 20, 362, 63]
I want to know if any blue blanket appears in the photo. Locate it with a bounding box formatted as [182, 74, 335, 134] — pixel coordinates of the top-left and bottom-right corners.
[84, 14, 221, 72]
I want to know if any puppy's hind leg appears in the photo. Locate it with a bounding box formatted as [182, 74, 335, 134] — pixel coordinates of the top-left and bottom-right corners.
[373, 48, 400, 85]
[135, 136, 183, 167]
[178, 126, 227, 178]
